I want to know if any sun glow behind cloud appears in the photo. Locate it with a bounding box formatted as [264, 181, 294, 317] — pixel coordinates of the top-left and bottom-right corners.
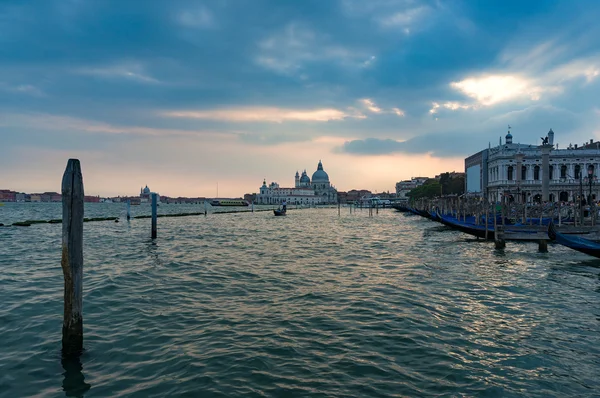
[163, 107, 366, 123]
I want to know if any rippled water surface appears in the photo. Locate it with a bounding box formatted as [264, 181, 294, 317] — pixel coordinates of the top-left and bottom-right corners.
[1, 204, 600, 397]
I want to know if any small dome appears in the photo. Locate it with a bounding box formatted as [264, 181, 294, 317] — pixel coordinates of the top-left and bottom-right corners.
[143, 185, 151, 194]
[311, 160, 329, 182]
[506, 132, 512, 138]
[300, 170, 310, 184]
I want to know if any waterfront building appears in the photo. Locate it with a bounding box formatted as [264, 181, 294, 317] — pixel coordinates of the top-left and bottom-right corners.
[465, 128, 600, 203]
[257, 180, 322, 206]
[395, 177, 428, 199]
[0, 190, 17, 202]
[257, 160, 338, 205]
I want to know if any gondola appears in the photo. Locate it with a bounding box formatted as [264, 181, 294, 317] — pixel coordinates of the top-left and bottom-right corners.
[437, 212, 494, 240]
[548, 222, 600, 258]
[273, 209, 286, 216]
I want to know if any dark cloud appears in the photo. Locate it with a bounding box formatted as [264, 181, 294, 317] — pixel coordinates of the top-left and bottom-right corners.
[1, 0, 600, 158]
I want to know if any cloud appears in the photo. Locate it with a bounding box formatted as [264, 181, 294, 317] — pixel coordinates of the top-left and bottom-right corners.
[450, 75, 546, 106]
[163, 107, 365, 123]
[359, 98, 382, 113]
[0, 82, 45, 97]
[254, 23, 368, 76]
[176, 7, 214, 29]
[0, 113, 234, 138]
[358, 98, 405, 116]
[337, 104, 586, 157]
[377, 6, 429, 31]
[392, 107, 405, 116]
[74, 62, 159, 84]
[429, 101, 473, 114]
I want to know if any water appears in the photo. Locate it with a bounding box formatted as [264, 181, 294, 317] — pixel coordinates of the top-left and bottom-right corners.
[1, 204, 600, 397]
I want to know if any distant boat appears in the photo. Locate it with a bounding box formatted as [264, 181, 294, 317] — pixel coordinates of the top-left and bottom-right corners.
[273, 209, 286, 216]
[210, 199, 249, 207]
[548, 222, 600, 258]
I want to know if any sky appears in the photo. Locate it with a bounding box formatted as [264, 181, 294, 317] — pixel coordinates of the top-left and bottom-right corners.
[1, 0, 600, 198]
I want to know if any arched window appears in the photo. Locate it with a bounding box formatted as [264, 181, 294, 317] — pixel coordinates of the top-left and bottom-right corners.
[575, 165, 581, 179]
[549, 165, 553, 180]
[534, 165, 540, 180]
[560, 165, 567, 179]
[559, 191, 569, 202]
[507, 166, 513, 181]
[588, 164, 595, 178]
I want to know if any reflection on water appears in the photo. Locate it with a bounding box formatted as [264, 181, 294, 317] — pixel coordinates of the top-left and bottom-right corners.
[1, 207, 600, 397]
[61, 355, 91, 397]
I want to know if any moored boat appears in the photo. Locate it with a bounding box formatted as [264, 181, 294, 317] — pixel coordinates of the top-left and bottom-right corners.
[548, 222, 600, 258]
[273, 209, 286, 216]
[210, 199, 249, 206]
[437, 211, 494, 239]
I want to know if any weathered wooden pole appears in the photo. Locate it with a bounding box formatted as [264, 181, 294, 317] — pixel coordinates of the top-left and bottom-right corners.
[126, 199, 131, 221]
[151, 193, 157, 239]
[338, 201, 341, 216]
[204, 200, 208, 216]
[251, 201, 254, 213]
[61, 159, 84, 357]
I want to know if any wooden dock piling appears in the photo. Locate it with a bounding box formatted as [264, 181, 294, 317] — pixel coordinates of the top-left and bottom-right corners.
[61, 159, 84, 357]
[151, 193, 157, 239]
[126, 199, 131, 221]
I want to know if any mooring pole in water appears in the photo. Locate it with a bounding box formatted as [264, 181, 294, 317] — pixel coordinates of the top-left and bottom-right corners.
[251, 201, 254, 213]
[338, 201, 341, 216]
[61, 159, 84, 357]
[126, 199, 131, 221]
[204, 200, 207, 216]
[151, 193, 157, 239]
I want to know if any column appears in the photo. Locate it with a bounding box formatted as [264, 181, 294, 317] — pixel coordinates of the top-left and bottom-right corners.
[541, 145, 552, 202]
[515, 153, 524, 203]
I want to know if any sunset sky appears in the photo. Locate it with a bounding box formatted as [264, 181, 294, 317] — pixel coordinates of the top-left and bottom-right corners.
[2, 0, 600, 197]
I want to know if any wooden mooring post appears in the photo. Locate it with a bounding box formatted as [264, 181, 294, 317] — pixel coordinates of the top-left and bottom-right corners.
[61, 159, 84, 356]
[151, 193, 157, 239]
[126, 199, 131, 221]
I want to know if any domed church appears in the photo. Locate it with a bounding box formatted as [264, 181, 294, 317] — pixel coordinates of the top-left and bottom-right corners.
[295, 160, 338, 203]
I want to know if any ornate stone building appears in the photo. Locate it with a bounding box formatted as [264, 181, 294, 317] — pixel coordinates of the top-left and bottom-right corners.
[466, 129, 600, 203]
[257, 160, 338, 205]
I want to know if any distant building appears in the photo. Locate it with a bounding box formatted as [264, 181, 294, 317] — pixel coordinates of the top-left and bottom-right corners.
[258, 160, 338, 205]
[395, 177, 428, 199]
[30, 194, 42, 202]
[140, 185, 160, 203]
[340, 189, 372, 204]
[257, 180, 322, 205]
[0, 190, 17, 202]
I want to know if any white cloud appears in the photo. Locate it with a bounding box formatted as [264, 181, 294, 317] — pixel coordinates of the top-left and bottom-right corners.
[177, 7, 214, 29]
[0, 82, 45, 97]
[255, 23, 367, 75]
[450, 75, 547, 106]
[359, 98, 382, 113]
[392, 107, 405, 117]
[163, 107, 364, 123]
[362, 55, 376, 68]
[378, 7, 429, 29]
[429, 101, 473, 114]
[74, 62, 159, 84]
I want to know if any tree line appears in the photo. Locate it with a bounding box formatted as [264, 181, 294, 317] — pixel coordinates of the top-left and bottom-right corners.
[406, 173, 465, 200]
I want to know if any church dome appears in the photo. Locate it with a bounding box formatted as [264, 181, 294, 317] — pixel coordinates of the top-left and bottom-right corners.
[143, 185, 150, 194]
[300, 170, 310, 184]
[311, 160, 329, 182]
